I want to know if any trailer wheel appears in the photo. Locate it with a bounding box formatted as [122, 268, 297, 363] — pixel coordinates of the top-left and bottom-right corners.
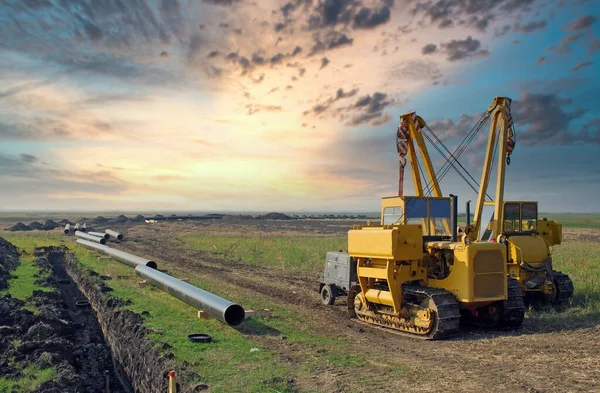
[321, 284, 336, 305]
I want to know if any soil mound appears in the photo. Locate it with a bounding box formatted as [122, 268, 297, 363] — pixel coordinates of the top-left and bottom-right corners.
[130, 215, 146, 222]
[223, 214, 254, 220]
[44, 219, 58, 229]
[91, 216, 109, 225]
[7, 222, 30, 231]
[29, 221, 45, 230]
[58, 219, 73, 226]
[257, 212, 291, 220]
[0, 237, 19, 290]
[111, 215, 129, 224]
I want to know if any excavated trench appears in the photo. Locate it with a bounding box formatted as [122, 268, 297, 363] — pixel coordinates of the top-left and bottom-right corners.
[0, 240, 204, 393]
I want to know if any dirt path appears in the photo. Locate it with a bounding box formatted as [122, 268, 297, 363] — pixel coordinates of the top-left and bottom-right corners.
[118, 223, 600, 393]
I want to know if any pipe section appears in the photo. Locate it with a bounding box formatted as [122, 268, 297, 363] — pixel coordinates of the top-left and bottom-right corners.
[74, 223, 80, 232]
[64, 224, 71, 234]
[81, 223, 88, 232]
[75, 231, 107, 244]
[89, 231, 110, 240]
[105, 229, 124, 241]
[135, 265, 245, 326]
[76, 239, 157, 269]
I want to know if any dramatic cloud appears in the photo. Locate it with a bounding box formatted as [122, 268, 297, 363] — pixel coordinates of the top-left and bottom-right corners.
[310, 30, 354, 55]
[422, 43, 437, 55]
[353, 6, 392, 29]
[304, 87, 359, 116]
[411, 0, 539, 32]
[513, 20, 547, 33]
[568, 15, 597, 31]
[572, 61, 593, 71]
[344, 92, 393, 126]
[513, 93, 587, 146]
[441, 36, 489, 61]
[320, 57, 330, 69]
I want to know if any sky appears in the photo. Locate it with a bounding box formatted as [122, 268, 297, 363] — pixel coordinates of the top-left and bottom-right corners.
[0, 0, 599, 213]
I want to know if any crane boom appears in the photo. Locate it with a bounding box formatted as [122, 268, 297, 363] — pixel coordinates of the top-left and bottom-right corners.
[469, 96, 515, 241]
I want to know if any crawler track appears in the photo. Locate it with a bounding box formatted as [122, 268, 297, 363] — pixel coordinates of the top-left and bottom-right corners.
[348, 285, 461, 340]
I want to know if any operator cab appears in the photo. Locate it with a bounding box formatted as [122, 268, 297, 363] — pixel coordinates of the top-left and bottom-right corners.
[381, 196, 453, 241]
[479, 201, 539, 240]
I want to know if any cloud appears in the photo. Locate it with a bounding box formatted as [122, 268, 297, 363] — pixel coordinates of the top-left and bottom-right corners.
[353, 6, 392, 29]
[0, 80, 53, 99]
[410, 0, 538, 32]
[426, 93, 596, 148]
[572, 61, 594, 71]
[568, 15, 597, 31]
[309, 30, 354, 55]
[513, 93, 587, 146]
[513, 20, 547, 33]
[421, 43, 437, 55]
[320, 57, 330, 69]
[536, 56, 546, 64]
[245, 104, 283, 115]
[304, 87, 359, 116]
[344, 92, 393, 127]
[440, 36, 489, 62]
[549, 33, 584, 53]
[20, 154, 39, 164]
[203, 0, 242, 5]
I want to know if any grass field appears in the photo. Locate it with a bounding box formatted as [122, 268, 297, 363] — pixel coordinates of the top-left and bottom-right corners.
[1, 217, 600, 392]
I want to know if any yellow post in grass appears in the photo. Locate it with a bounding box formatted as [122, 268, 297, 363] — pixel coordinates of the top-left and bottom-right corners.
[168, 371, 177, 393]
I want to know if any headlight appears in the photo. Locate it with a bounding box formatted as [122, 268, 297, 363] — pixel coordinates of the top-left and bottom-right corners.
[462, 235, 471, 245]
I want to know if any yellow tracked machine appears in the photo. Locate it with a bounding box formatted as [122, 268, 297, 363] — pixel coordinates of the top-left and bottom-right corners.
[320, 99, 527, 339]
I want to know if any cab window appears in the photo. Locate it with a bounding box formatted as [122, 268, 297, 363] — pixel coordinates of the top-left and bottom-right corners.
[521, 203, 538, 232]
[383, 207, 402, 225]
[503, 203, 520, 232]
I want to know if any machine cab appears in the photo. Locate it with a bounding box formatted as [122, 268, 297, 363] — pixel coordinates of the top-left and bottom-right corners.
[380, 196, 452, 240]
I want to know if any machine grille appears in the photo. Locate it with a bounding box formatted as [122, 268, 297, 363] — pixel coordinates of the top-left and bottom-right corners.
[473, 250, 506, 299]
[473, 250, 505, 274]
[474, 273, 506, 299]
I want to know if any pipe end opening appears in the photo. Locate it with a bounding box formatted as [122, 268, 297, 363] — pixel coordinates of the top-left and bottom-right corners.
[100, 239, 106, 245]
[146, 261, 158, 269]
[117, 235, 124, 240]
[224, 305, 245, 326]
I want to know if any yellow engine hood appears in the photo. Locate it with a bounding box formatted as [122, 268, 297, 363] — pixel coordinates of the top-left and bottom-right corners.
[507, 235, 549, 264]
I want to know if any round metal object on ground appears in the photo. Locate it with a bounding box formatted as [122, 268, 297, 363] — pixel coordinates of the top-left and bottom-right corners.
[188, 333, 212, 343]
[76, 301, 90, 308]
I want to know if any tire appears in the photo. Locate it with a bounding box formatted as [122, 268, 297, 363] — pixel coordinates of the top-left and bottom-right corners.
[321, 284, 336, 305]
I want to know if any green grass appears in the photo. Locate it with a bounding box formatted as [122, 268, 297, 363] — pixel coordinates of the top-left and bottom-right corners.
[181, 235, 346, 275]
[542, 213, 600, 229]
[0, 365, 56, 393]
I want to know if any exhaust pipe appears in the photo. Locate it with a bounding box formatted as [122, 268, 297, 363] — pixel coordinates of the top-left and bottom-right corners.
[75, 231, 106, 244]
[450, 194, 458, 242]
[135, 265, 245, 326]
[76, 239, 157, 269]
[466, 200, 471, 226]
[105, 229, 123, 241]
[64, 224, 71, 234]
[89, 231, 110, 240]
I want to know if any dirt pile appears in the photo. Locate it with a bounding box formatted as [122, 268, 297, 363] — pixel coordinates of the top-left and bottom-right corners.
[58, 219, 73, 226]
[257, 212, 291, 220]
[43, 220, 58, 230]
[29, 221, 45, 230]
[222, 214, 254, 220]
[6, 222, 30, 231]
[0, 238, 19, 290]
[130, 215, 146, 223]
